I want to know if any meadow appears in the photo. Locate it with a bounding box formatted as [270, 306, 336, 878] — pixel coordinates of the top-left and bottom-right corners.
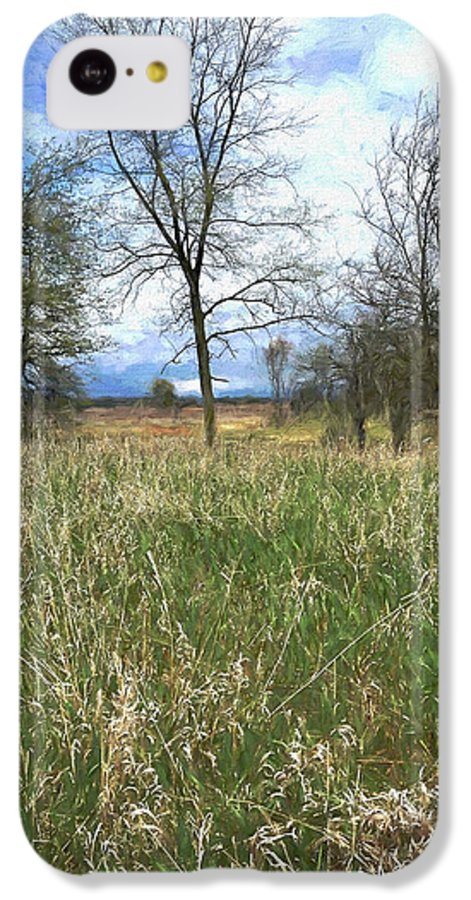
[20, 412, 438, 873]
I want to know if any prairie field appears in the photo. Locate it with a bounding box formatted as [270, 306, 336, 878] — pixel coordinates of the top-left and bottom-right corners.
[20, 419, 438, 873]
[21, 9, 440, 878]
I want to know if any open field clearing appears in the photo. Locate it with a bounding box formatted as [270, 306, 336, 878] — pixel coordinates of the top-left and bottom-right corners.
[75, 403, 399, 445]
[20, 432, 438, 872]
[76, 403, 272, 440]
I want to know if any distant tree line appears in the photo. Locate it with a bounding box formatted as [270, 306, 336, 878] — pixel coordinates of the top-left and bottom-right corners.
[265, 92, 439, 452]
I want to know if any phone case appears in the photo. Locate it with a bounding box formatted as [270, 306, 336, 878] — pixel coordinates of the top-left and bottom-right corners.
[21, 14, 439, 874]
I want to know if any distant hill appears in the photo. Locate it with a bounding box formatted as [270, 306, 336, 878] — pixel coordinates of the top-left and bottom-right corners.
[80, 361, 272, 400]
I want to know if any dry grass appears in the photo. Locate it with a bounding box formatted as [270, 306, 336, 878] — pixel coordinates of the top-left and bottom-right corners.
[77, 402, 271, 439]
[20, 433, 438, 873]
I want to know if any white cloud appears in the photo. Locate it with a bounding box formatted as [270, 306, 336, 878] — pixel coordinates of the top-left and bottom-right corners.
[364, 22, 439, 100]
[172, 378, 201, 395]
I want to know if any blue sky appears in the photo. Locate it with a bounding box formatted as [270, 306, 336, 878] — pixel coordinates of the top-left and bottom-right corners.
[24, 15, 438, 398]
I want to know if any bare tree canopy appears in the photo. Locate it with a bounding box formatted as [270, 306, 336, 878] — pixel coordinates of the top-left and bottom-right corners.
[342, 93, 439, 417]
[295, 93, 440, 451]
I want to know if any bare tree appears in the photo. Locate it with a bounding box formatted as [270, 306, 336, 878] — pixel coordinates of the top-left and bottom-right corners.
[52, 15, 323, 446]
[295, 320, 383, 450]
[264, 336, 293, 425]
[342, 92, 439, 443]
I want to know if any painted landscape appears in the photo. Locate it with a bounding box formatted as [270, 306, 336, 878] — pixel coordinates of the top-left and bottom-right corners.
[21, 16, 439, 873]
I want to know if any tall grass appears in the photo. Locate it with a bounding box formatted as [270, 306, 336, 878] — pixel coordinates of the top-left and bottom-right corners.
[20, 435, 438, 873]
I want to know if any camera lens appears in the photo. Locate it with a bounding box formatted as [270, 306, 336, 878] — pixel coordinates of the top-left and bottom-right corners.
[69, 49, 116, 95]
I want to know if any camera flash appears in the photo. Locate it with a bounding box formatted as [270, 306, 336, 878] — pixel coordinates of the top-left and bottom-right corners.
[146, 61, 167, 83]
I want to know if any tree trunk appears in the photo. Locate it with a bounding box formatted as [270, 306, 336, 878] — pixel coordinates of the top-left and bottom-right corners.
[350, 369, 366, 452]
[192, 294, 216, 448]
[22, 392, 34, 441]
[274, 398, 284, 427]
[357, 416, 366, 452]
[389, 401, 411, 454]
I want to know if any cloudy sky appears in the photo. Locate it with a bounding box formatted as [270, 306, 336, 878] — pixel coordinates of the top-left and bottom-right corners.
[24, 15, 438, 397]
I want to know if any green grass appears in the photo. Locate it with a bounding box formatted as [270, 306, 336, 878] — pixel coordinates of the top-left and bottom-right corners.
[20, 434, 438, 873]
